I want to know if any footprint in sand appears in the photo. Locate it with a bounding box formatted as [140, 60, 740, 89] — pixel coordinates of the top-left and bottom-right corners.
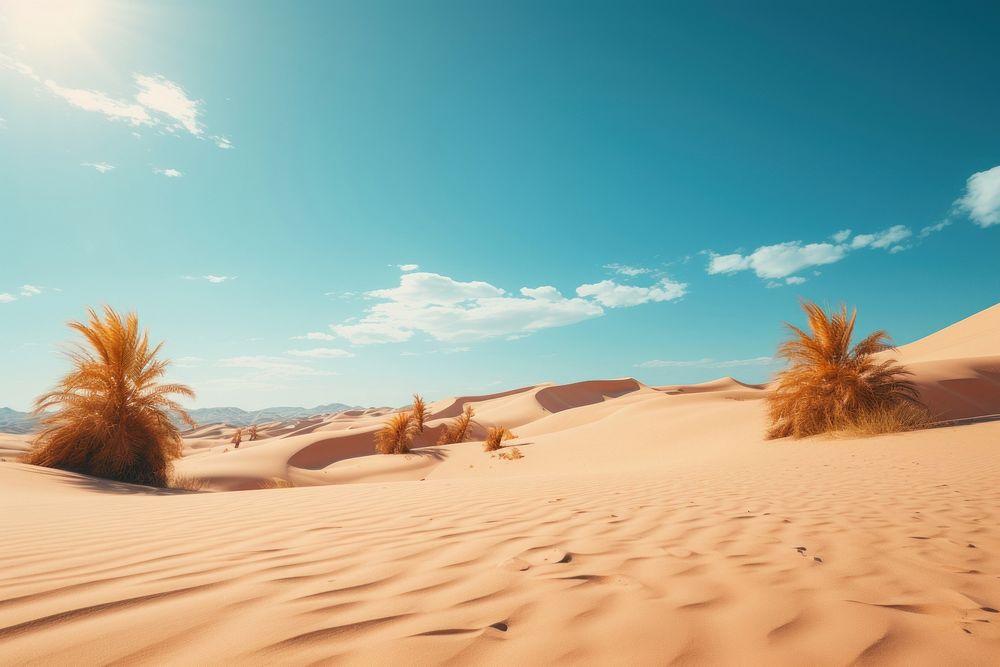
[499, 547, 572, 571]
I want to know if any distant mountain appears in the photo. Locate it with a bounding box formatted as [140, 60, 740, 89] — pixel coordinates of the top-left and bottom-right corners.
[182, 403, 359, 428]
[0, 403, 359, 434]
[0, 407, 38, 434]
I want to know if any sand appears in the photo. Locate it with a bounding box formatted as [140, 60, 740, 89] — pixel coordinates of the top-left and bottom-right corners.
[1, 303, 999, 665]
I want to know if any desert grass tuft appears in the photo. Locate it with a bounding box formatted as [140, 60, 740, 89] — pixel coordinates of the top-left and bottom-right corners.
[766, 301, 926, 439]
[497, 447, 524, 460]
[169, 475, 206, 492]
[25, 305, 195, 488]
[484, 425, 516, 451]
[231, 428, 244, 448]
[411, 393, 429, 433]
[438, 405, 476, 445]
[375, 411, 418, 454]
[258, 477, 295, 489]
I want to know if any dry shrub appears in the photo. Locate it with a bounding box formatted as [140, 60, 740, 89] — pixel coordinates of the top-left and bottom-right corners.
[258, 477, 295, 489]
[838, 401, 931, 437]
[169, 475, 206, 492]
[438, 405, 476, 445]
[766, 301, 925, 439]
[248, 425, 259, 441]
[412, 393, 429, 433]
[375, 411, 417, 454]
[231, 428, 244, 448]
[484, 425, 516, 451]
[498, 447, 524, 460]
[25, 306, 195, 487]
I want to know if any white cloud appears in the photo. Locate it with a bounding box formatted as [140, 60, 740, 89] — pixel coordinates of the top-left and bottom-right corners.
[330, 272, 604, 344]
[957, 165, 1000, 228]
[398, 264, 419, 272]
[292, 332, 337, 341]
[44, 79, 153, 126]
[635, 356, 774, 369]
[0, 293, 15, 303]
[81, 162, 114, 173]
[831, 229, 851, 243]
[172, 356, 205, 368]
[328, 271, 686, 345]
[133, 74, 202, 135]
[920, 220, 951, 237]
[707, 225, 912, 281]
[182, 274, 235, 283]
[217, 356, 334, 377]
[575, 277, 687, 308]
[286, 348, 355, 359]
[603, 263, 652, 277]
[850, 224, 911, 250]
[154, 167, 183, 178]
[784, 276, 807, 285]
[2, 53, 229, 146]
[19, 284, 41, 297]
[0, 117, 6, 129]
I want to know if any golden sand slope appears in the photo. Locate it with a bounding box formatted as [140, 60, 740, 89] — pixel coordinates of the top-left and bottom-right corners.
[2, 303, 999, 665]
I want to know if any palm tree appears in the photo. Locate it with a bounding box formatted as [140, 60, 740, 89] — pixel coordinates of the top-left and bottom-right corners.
[766, 301, 925, 439]
[375, 411, 417, 454]
[26, 306, 195, 486]
[411, 393, 429, 433]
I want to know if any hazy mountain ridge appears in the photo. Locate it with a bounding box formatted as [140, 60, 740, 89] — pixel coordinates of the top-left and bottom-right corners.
[0, 403, 360, 434]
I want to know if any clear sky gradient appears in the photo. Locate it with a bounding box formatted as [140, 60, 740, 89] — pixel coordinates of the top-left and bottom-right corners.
[2, 1, 998, 410]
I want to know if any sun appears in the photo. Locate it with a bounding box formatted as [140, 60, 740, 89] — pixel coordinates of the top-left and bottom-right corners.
[3, 0, 106, 50]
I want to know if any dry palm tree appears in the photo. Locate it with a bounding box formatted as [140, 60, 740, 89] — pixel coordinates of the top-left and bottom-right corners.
[375, 411, 418, 454]
[247, 425, 259, 441]
[231, 428, 244, 448]
[411, 393, 429, 433]
[438, 405, 477, 445]
[766, 301, 926, 439]
[25, 306, 194, 487]
[484, 425, 516, 452]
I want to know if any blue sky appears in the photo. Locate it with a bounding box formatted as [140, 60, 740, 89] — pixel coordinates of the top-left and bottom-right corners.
[1, 1, 998, 410]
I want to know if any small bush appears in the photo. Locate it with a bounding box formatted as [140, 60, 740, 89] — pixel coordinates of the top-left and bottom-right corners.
[498, 447, 524, 460]
[248, 425, 259, 441]
[438, 405, 476, 445]
[838, 401, 931, 437]
[484, 426, 516, 451]
[231, 428, 244, 448]
[169, 475, 206, 492]
[375, 411, 418, 454]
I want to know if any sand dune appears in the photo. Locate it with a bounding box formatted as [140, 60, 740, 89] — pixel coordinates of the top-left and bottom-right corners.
[2, 302, 999, 664]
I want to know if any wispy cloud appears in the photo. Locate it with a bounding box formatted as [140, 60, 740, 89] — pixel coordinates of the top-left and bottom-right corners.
[182, 274, 236, 284]
[81, 161, 114, 173]
[19, 284, 41, 297]
[635, 356, 774, 369]
[398, 263, 419, 272]
[603, 263, 652, 277]
[153, 167, 183, 178]
[957, 165, 1000, 228]
[292, 332, 337, 341]
[575, 278, 687, 307]
[326, 271, 684, 345]
[0, 293, 15, 304]
[217, 356, 335, 377]
[286, 348, 355, 359]
[133, 74, 202, 136]
[706, 225, 912, 282]
[1, 52, 230, 148]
